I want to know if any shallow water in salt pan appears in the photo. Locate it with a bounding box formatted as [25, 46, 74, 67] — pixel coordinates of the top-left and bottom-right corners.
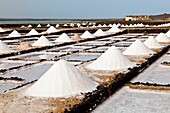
[132, 54, 170, 84]
[93, 87, 170, 113]
[63, 54, 100, 61]
[0, 62, 53, 93]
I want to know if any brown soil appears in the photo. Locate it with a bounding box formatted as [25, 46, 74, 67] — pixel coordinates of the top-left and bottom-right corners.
[161, 63, 170, 66]
[128, 84, 170, 91]
[127, 56, 147, 64]
[78, 62, 123, 86]
[0, 83, 83, 113]
[16, 42, 32, 50]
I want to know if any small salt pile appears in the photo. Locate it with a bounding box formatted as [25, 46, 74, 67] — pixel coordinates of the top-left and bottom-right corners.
[144, 36, 162, 49]
[32, 36, 54, 46]
[28, 25, 32, 27]
[86, 46, 135, 71]
[17, 42, 32, 50]
[155, 33, 170, 43]
[107, 26, 121, 33]
[0, 40, 13, 52]
[7, 30, 21, 37]
[25, 60, 98, 97]
[123, 40, 153, 56]
[80, 30, 94, 38]
[37, 24, 41, 27]
[93, 29, 106, 36]
[46, 26, 58, 33]
[166, 30, 170, 37]
[55, 33, 74, 42]
[71, 34, 82, 40]
[46, 24, 51, 27]
[0, 27, 4, 32]
[26, 29, 40, 36]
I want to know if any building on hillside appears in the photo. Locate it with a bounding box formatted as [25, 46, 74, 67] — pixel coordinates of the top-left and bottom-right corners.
[125, 15, 150, 21]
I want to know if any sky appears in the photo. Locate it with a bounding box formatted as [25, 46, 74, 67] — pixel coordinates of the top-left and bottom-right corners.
[0, 0, 170, 19]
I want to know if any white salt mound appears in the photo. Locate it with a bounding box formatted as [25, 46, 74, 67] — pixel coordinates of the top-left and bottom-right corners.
[46, 24, 50, 27]
[155, 33, 170, 43]
[86, 46, 135, 71]
[93, 29, 106, 36]
[7, 30, 21, 37]
[80, 30, 94, 38]
[20, 25, 26, 28]
[107, 26, 121, 33]
[0, 40, 13, 52]
[166, 30, 170, 37]
[123, 40, 153, 56]
[26, 29, 40, 36]
[144, 36, 162, 49]
[37, 24, 41, 27]
[0, 27, 4, 32]
[32, 36, 54, 46]
[46, 26, 58, 33]
[25, 60, 98, 97]
[55, 33, 74, 42]
[28, 25, 32, 27]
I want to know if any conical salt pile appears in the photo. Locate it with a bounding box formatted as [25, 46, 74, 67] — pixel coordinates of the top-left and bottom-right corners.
[46, 26, 58, 33]
[86, 46, 135, 71]
[166, 30, 170, 37]
[107, 26, 121, 33]
[37, 24, 41, 27]
[144, 36, 162, 49]
[71, 34, 82, 40]
[17, 42, 32, 50]
[0, 40, 13, 52]
[123, 40, 153, 56]
[46, 24, 51, 27]
[0, 27, 4, 32]
[20, 25, 26, 28]
[7, 30, 21, 37]
[26, 29, 40, 36]
[55, 33, 74, 42]
[155, 33, 170, 43]
[25, 60, 98, 97]
[80, 30, 94, 38]
[28, 25, 32, 27]
[93, 29, 106, 36]
[32, 36, 54, 46]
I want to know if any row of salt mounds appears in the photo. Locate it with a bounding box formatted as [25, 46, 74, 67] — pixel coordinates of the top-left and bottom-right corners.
[25, 60, 98, 97]
[123, 40, 153, 56]
[46, 26, 59, 33]
[80, 30, 95, 38]
[26, 29, 40, 36]
[32, 36, 54, 46]
[166, 30, 170, 37]
[93, 29, 106, 36]
[144, 36, 162, 49]
[155, 33, 170, 43]
[107, 25, 121, 33]
[0, 40, 13, 52]
[55, 33, 74, 42]
[86, 46, 135, 71]
[7, 30, 21, 37]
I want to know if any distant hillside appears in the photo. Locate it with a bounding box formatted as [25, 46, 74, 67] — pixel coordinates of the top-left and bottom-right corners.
[149, 13, 170, 20]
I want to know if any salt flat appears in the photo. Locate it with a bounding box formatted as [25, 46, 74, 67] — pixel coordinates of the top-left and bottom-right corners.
[132, 53, 170, 84]
[93, 86, 170, 113]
